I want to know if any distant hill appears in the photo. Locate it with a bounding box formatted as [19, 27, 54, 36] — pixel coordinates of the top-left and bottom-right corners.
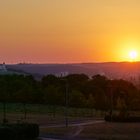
[6, 62, 140, 82]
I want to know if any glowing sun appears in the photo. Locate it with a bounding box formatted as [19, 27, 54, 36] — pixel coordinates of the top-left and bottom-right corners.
[129, 50, 138, 61]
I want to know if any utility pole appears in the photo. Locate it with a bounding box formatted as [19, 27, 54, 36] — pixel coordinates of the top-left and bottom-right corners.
[110, 87, 113, 122]
[65, 80, 68, 127]
[60, 72, 69, 127]
[3, 101, 6, 124]
[109, 82, 114, 122]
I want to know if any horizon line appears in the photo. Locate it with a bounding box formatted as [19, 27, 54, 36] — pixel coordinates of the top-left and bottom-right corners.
[3, 61, 140, 65]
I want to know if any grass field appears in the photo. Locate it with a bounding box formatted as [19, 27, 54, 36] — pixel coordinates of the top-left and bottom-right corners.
[0, 103, 103, 115]
[0, 102, 104, 125]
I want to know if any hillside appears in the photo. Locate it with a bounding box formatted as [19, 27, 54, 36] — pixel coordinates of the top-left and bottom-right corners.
[6, 62, 140, 82]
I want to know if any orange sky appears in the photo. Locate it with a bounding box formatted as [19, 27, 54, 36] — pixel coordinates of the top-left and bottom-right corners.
[1, 0, 140, 63]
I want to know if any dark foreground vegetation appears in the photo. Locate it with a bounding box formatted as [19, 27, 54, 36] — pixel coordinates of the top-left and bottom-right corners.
[0, 123, 39, 140]
[105, 115, 140, 122]
[0, 73, 140, 139]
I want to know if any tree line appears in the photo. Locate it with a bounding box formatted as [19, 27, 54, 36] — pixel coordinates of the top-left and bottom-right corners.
[0, 74, 140, 111]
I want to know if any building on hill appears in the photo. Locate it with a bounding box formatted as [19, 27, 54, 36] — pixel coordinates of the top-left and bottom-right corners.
[0, 63, 27, 75]
[0, 63, 7, 72]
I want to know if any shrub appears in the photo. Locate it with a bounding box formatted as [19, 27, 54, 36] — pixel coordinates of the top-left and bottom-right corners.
[0, 127, 16, 140]
[0, 123, 39, 140]
[105, 115, 140, 122]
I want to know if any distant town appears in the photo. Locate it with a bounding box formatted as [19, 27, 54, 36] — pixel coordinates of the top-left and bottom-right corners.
[2, 62, 140, 87]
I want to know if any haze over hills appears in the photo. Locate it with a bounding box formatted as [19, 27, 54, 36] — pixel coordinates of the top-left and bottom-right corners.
[6, 62, 140, 83]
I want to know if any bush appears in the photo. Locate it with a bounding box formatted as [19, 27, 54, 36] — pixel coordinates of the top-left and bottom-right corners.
[13, 123, 39, 139]
[0, 123, 39, 140]
[105, 115, 140, 122]
[0, 127, 16, 140]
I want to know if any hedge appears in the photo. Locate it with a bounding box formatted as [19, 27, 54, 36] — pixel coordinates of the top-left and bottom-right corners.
[105, 115, 140, 122]
[0, 123, 39, 140]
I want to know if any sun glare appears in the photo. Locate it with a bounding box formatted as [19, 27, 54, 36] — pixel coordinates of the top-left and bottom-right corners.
[129, 50, 138, 61]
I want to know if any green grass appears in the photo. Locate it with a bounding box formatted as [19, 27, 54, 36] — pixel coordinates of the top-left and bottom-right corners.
[0, 102, 105, 117]
[0, 102, 104, 125]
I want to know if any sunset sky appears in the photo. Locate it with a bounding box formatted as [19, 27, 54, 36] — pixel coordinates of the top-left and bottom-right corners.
[1, 0, 140, 63]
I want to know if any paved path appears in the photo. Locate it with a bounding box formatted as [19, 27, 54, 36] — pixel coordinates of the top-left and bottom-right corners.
[39, 138, 60, 140]
[40, 120, 104, 140]
[40, 120, 104, 128]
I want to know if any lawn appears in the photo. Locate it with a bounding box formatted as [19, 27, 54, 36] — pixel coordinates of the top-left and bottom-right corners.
[0, 103, 104, 125]
[0, 102, 103, 116]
